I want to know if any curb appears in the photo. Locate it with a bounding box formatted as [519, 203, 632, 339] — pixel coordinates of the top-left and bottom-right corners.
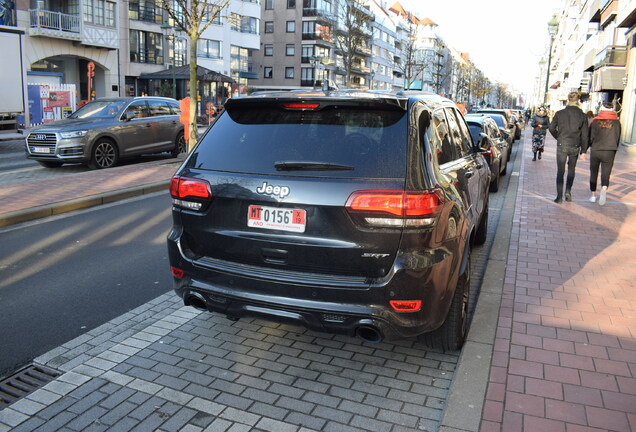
[439, 134, 523, 431]
[0, 180, 170, 228]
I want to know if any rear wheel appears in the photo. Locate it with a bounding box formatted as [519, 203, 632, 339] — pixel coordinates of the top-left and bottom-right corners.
[37, 160, 63, 168]
[419, 251, 471, 351]
[171, 131, 186, 157]
[89, 139, 118, 169]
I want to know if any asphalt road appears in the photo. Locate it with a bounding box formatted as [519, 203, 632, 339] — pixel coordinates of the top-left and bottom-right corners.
[0, 193, 173, 378]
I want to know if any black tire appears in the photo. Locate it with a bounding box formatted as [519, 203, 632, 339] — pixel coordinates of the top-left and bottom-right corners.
[419, 251, 471, 351]
[89, 139, 118, 169]
[489, 165, 500, 192]
[37, 160, 63, 168]
[171, 131, 186, 157]
[475, 203, 488, 246]
[500, 159, 507, 176]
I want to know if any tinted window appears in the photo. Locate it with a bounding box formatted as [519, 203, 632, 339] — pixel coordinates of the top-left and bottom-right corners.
[168, 101, 181, 115]
[69, 100, 126, 119]
[467, 123, 481, 144]
[487, 114, 505, 129]
[125, 101, 149, 118]
[148, 100, 172, 116]
[443, 108, 468, 158]
[447, 108, 474, 153]
[188, 105, 407, 178]
[429, 109, 457, 165]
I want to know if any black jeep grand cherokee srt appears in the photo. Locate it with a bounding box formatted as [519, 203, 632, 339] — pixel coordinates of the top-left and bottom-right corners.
[167, 89, 490, 351]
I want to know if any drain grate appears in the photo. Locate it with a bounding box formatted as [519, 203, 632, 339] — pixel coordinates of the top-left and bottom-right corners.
[0, 364, 61, 409]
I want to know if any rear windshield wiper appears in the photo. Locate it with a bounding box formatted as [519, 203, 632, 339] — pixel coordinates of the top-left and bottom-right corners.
[274, 161, 354, 171]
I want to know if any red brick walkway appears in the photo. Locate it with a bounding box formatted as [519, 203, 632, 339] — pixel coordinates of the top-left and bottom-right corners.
[0, 160, 180, 215]
[481, 130, 636, 431]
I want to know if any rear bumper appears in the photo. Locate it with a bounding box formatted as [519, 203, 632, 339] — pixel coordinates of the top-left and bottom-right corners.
[167, 232, 459, 340]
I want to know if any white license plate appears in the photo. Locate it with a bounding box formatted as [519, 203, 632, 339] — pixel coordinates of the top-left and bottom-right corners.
[248, 205, 306, 233]
[32, 147, 51, 154]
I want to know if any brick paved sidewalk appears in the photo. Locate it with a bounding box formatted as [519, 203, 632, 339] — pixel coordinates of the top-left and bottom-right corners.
[481, 131, 636, 431]
[0, 158, 182, 227]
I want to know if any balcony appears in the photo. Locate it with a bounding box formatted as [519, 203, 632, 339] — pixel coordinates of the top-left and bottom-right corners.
[29, 8, 81, 41]
[600, 0, 618, 27]
[303, 7, 337, 22]
[594, 45, 627, 69]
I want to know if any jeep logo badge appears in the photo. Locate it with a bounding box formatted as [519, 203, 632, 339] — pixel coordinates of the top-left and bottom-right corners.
[256, 181, 290, 198]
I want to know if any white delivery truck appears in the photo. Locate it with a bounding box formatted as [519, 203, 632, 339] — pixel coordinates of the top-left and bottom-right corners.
[0, 26, 28, 132]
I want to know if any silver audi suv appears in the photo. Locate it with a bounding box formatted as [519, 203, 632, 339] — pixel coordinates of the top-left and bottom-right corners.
[25, 96, 186, 169]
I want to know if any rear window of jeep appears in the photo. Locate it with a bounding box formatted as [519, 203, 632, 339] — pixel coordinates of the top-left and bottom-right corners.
[187, 105, 408, 178]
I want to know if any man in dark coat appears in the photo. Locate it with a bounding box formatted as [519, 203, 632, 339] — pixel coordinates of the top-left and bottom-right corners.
[548, 92, 589, 203]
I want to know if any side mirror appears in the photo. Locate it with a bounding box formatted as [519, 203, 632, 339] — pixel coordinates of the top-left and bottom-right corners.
[123, 111, 136, 121]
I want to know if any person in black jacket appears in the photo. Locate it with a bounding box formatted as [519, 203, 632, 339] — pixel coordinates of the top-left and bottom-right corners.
[548, 92, 589, 203]
[585, 102, 621, 205]
[531, 107, 550, 161]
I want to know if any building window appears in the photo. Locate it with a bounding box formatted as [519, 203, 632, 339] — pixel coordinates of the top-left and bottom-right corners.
[173, 37, 187, 67]
[265, 0, 273, 9]
[129, 30, 163, 64]
[128, 0, 163, 24]
[285, 67, 294, 78]
[286, 21, 295, 33]
[241, 16, 259, 34]
[197, 39, 222, 59]
[84, 0, 116, 27]
[264, 21, 273, 33]
[231, 45, 249, 74]
[264, 67, 273, 78]
[288, 0, 296, 8]
[231, 13, 240, 31]
[264, 44, 273, 56]
[286, 44, 295, 56]
[301, 67, 314, 83]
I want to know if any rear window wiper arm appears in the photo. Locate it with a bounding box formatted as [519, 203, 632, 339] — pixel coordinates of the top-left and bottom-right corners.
[274, 161, 354, 171]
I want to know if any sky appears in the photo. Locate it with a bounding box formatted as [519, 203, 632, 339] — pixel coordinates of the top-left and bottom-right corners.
[398, 0, 562, 99]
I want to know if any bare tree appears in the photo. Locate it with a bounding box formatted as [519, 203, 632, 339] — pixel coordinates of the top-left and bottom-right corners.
[162, 0, 230, 151]
[333, 0, 374, 87]
[391, 18, 428, 90]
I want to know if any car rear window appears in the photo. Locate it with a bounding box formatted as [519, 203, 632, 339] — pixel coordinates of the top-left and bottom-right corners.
[187, 105, 408, 178]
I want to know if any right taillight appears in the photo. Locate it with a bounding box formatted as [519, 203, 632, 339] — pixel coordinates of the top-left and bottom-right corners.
[345, 190, 444, 227]
[170, 176, 212, 211]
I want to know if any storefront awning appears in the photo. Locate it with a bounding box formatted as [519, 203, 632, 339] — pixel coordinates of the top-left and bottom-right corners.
[139, 65, 235, 83]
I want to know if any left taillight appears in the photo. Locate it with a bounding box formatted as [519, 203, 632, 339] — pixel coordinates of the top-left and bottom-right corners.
[345, 190, 444, 227]
[170, 176, 212, 211]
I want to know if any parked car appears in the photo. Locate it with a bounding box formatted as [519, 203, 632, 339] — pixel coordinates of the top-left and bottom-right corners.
[475, 108, 518, 142]
[465, 114, 509, 192]
[478, 112, 515, 148]
[25, 96, 186, 169]
[167, 89, 491, 351]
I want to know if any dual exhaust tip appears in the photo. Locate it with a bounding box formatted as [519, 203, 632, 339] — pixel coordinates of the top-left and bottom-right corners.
[183, 292, 384, 343]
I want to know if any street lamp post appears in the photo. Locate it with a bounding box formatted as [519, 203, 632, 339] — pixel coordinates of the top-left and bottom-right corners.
[543, 15, 559, 106]
[161, 21, 177, 99]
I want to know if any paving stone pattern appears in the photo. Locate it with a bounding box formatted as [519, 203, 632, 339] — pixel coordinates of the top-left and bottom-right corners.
[481, 132, 636, 431]
[0, 131, 514, 432]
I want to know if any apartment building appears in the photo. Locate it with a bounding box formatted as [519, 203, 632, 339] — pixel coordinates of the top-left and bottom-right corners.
[3, 0, 259, 126]
[541, 0, 636, 147]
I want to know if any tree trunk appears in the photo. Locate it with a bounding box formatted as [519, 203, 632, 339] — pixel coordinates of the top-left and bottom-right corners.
[188, 32, 198, 152]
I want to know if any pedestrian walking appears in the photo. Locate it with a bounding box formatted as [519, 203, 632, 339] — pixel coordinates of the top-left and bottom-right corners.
[531, 107, 550, 161]
[585, 102, 621, 205]
[548, 91, 589, 203]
